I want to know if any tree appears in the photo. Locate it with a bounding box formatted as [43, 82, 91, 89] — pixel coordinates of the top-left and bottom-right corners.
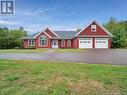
[76, 28, 81, 32]
[0, 27, 27, 49]
[104, 17, 127, 48]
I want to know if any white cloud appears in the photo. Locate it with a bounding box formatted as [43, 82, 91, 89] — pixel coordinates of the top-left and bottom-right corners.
[23, 24, 42, 34]
[22, 23, 79, 34]
[0, 20, 20, 25]
[18, 7, 54, 17]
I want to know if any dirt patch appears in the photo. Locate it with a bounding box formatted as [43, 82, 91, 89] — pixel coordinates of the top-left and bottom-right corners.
[67, 80, 120, 95]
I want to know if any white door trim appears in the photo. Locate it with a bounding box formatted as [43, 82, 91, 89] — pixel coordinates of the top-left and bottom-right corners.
[51, 40, 58, 48]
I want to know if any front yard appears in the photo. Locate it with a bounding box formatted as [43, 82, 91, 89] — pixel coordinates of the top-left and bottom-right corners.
[0, 49, 86, 53]
[0, 60, 127, 95]
[0, 49, 48, 53]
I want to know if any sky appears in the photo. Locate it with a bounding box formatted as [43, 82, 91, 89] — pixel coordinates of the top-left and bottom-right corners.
[0, 0, 127, 34]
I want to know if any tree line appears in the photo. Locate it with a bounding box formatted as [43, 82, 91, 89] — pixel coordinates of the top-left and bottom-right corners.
[0, 27, 27, 49]
[104, 17, 127, 48]
[0, 18, 127, 49]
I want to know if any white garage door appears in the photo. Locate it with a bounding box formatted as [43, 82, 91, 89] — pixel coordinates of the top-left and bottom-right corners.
[79, 38, 93, 48]
[95, 38, 108, 48]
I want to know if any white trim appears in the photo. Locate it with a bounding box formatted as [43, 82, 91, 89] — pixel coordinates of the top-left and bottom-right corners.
[61, 40, 65, 47]
[75, 21, 113, 37]
[28, 39, 35, 46]
[67, 40, 71, 47]
[33, 29, 52, 39]
[47, 28, 61, 38]
[33, 30, 43, 38]
[91, 24, 96, 32]
[43, 31, 52, 38]
[94, 21, 113, 37]
[39, 35, 48, 46]
[75, 21, 94, 36]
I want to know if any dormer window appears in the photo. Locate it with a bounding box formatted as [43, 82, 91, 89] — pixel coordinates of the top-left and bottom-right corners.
[91, 25, 96, 32]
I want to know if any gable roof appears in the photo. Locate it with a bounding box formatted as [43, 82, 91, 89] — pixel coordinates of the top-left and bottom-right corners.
[22, 21, 113, 40]
[75, 21, 113, 37]
[44, 28, 61, 38]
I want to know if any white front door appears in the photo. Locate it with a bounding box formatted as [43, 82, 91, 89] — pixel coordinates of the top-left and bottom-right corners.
[79, 38, 93, 48]
[52, 40, 58, 48]
[95, 38, 108, 48]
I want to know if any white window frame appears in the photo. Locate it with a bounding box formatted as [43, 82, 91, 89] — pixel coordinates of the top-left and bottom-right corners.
[61, 40, 65, 47]
[91, 25, 96, 32]
[67, 40, 71, 47]
[39, 36, 48, 46]
[28, 39, 35, 46]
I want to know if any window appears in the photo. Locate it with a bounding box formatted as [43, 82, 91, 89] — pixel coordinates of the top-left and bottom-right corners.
[40, 36, 47, 46]
[61, 40, 65, 47]
[88, 41, 90, 43]
[67, 40, 71, 46]
[91, 25, 96, 32]
[28, 39, 35, 46]
[103, 41, 105, 43]
[80, 41, 83, 43]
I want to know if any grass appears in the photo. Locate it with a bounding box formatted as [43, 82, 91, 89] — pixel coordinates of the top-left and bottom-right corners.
[0, 49, 48, 53]
[55, 49, 86, 53]
[0, 60, 127, 95]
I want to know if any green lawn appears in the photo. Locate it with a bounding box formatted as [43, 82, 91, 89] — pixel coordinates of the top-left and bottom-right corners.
[0, 49, 48, 53]
[55, 49, 86, 53]
[0, 60, 127, 95]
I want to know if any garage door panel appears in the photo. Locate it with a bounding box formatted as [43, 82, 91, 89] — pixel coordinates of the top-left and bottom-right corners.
[79, 38, 93, 48]
[95, 38, 108, 48]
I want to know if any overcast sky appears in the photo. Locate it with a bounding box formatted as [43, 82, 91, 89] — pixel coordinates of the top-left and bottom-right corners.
[0, 0, 127, 34]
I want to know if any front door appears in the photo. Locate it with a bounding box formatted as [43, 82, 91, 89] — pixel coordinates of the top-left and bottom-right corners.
[52, 40, 58, 48]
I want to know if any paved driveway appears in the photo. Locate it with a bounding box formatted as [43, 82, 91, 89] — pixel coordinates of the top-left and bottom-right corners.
[0, 49, 127, 65]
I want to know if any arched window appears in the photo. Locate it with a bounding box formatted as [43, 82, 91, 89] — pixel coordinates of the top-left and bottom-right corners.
[40, 36, 47, 46]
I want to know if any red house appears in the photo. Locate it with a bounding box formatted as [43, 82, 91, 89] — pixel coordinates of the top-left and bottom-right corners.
[22, 21, 113, 49]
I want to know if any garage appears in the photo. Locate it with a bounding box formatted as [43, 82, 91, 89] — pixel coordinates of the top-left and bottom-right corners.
[95, 38, 108, 48]
[79, 38, 93, 48]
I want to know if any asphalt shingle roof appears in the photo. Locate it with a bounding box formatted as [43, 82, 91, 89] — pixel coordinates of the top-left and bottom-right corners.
[53, 31, 78, 39]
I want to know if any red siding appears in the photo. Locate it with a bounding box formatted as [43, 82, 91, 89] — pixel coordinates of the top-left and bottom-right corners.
[36, 32, 51, 48]
[108, 38, 111, 48]
[93, 38, 95, 48]
[72, 38, 79, 48]
[79, 22, 108, 36]
[58, 40, 72, 48]
[23, 39, 28, 48]
[22, 21, 112, 49]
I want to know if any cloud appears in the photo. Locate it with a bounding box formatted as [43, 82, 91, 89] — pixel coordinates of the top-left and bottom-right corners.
[23, 23, 79, 34]
[22, 24, 42, 34]
[18, 7, 56, 17]
[0, 20, 20, 25]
